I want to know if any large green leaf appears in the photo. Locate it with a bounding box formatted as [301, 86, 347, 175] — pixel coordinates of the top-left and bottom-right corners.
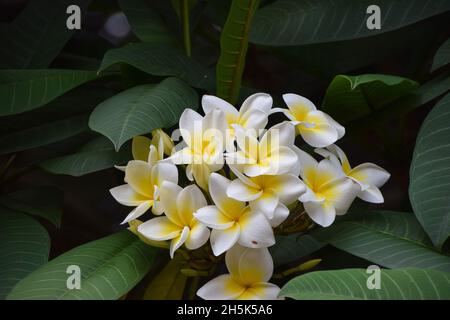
[250, 0, 450, 46]
[432, 38, 450, 72]
[118, 0, 175, 44]
[270, 234, 323, 268]
[216, 0, 260, 104]
[7, 230, 157, 300]
[0, 70, 97, 116]
[280, 268, 450, 300]
[0, 0, 92, 69]
[0, 187, 63, 228]
[0, 209, 50, 299]
[99, 43, 214, 90]
[0, 115, 88, 155]
[321, 74, 418, 124]
[41, 137, 131, 176]
[89, 77, 198, 150]
[410, 92, 450, 248]
[312, 211, 450, 273]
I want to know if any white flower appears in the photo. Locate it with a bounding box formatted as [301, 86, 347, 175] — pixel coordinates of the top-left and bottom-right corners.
[225, 122, 298, 177]
[138, 182, 210, 258]
[170, 108, 227, 190]
[197, 245, 280, 300]
[226, 165, 305, 224]
[315, 144, 390, 203]
[194, 173, 275, 256]
[202, 93, 272, 150]
[297, 149, 359, 227]
[273, 93, 344, 148]
[109, 160, 178, 222]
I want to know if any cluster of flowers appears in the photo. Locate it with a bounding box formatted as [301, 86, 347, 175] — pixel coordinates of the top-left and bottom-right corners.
[110, 93, 390, 300]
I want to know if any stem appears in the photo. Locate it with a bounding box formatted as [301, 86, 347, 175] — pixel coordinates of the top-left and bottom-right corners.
[181, 0, 191, 57]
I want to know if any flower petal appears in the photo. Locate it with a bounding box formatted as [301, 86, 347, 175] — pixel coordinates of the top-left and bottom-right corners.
[282, 93, 316, 119]
[263, 146, 298, 176]
[238, 210, 275, 248]
[358, 185, 384, 204]
[239, 109, 269, 132]
[304, 201, 336, 227]
[270, 203, 290, 227]
[240, 93, 273, 115]
[170, 226, 190, 258]
[202, 95, 238, 122]
[320, 177, 360, 215]
[237, 283, 281, 300]
[138, 216, 181, 241]
[124, 160, 154, 197]
[236, 247, 274, 284]
[259, 122, 295, 158]
[151, 162, 178, 188]
[209, 173, 246, 217]
[179, 108, 203, 148]
[210, 223, 241, 256]
[299, 123, 338, 148]
[110, 184, 149, 206]
[177, 184, 207, 225]
[159, 181, 183, 226]
[267, 174, 305, 205]
[227, 179, 262, 202]
[197, 274, 245, 300]
[121, 201, 152, 224]
[132, 136, 151, 161]
[194, 205, 235, 230]
[250, 190, 279, 219]
[185, 222, 210, 250]
[348, 163, 390, 188]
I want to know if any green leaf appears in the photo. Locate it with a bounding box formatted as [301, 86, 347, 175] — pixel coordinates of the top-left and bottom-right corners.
[216, 0, 260, 104]
[99, 43, 214, 90]
[41, 137, 131, 177]
[312, 211, 450, 273]
[322, 74, 419, 124]
[280, 268, 450, 300]
[0, 0, 92, 69]
[119, 0, 176, 44]
[270, 234, 323, 268]
[0, 115, 88, 155]
[432, 38, 450, 72]
[250, 0, 450, 46]
[0, 209, 50, 299]
[0, 187, 63, 228]
[89, 77, 198, 150]
[7, 230, 157, 300]
[0, 70, 97, 116]
[410, 92, 450, 248]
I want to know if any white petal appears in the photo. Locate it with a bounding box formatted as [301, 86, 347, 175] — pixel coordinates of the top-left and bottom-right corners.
[179, 108, 202, 147]
[298, 184, 325, 203]
[238, 211, 275, 248]
[170, 226, 190, 258]
[296, 148, 318, 180]
[234, 246, 274, 284]
[159, 181, 183, 226]
[177, 184, 207, 225]
[228, 164, 260, 188]
[240, 92, 273, 115]
[239, 109, 269, 132]
[204, 108, 227, 139]
[169, 147, 194, 165]
[250, 190, 279, 219]
[209, 173, 246, 217]
[151, 199, 164, 215]
[320, 177, 359, 215]
[263, 146, 298, 175]
[259, 122, 295, 157]
[197, 274, 245, 300]
[121, 201, 152, 224]
[323, 113, 345, 139]
[304, 201, 336, 227]
[315, 158, 345, 188]
[300, 123, 339, 148]
[270, 203, 290, 227]
[194, 205, 235, 230]
[202, 95, 238, 118]
[227, 179, 263, 202]
[349, 163, 390, 188]
[110, 184, 148, 206]
[282, 93, 317, 113]
[243, 163, 271, 177]
[151, 162, 178, 188]
[237, 283, 281, 300]
[124, 160, 153, 197]
[138, 216, 181, 241]
[358, 185, 384, 204]
[185, 222, 210, 250]
[267, 175, 305, 205]
[210, 223, 241, 256]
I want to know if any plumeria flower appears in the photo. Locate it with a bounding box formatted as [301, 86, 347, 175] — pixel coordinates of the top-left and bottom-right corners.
[197, 245, 280, 300]
[225, 122, 298, 177]
[170, 108, 227, 190]
[273, 93, 344, 148]
[110, 160, 178, 222]
[202, 93, 272, 150]
[315, 144, 390, 203]
[194, 173, 275, 256]
[226, 165, 305, 224]
[297, 149, 359, 227]
[138, 181, 210, 258]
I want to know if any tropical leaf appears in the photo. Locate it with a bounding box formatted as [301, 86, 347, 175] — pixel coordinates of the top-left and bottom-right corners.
[410, 92, 450, 248]
[0, 70, 97, 116]
[118, 0, 175, 44]
[0, 209, 50, 299]
[0, 115, 88, 155]
[41, 137, 131, 177]
[89, 77, 198, 150]
[216, 0, 260, 104]
[432, 38, 450, 72]
[280, 268, 450, 300]
[99, 43, 214, 90]
[322, 74, 418, 124]
[250, 0, 450, 46]
[312, 211, 450, 273]
[0, 187, 63, 228]
[7, 231, 157, 300]
[0, 0, 92, 69]
[270, 234, 323, 268]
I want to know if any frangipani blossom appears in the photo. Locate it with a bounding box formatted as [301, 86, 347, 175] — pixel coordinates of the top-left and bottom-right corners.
[225, 122, 298, 177]
[274, 93, 344, 148]
[110, 160, 178, 221]
[227, 165, 305, 224]
[138, 182, 210, 258]
[202, 93, 272, 150]
[315, 144, 390, 203]
[170, 108, 227, 190]
[197, 245, 280, 300]
[194, 173, 275, 256]
[297, 149, 359, 227]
